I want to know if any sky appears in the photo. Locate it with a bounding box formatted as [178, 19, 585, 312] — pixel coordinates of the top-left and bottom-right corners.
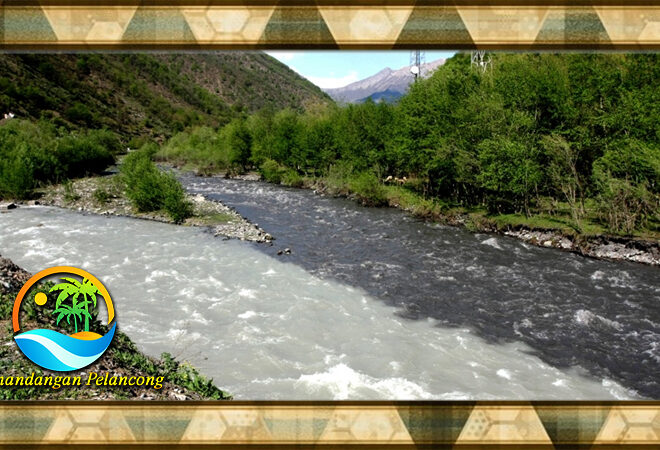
[265, 50, 456, 90]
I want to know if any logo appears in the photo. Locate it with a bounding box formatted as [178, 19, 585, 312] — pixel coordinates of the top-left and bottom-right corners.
[12, 266, 116, 372]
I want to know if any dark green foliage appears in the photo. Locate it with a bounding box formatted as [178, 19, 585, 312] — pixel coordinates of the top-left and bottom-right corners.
[224, 119, 253, 171]
[477, 137, 543, 215]
[121, 146, 192, 224]
[259, 159, 286, 184]
[348, 172, 388, 207]
[0, 120, 116, 199]
[161, 174, 194, 224]
[156, 53, 659, 235]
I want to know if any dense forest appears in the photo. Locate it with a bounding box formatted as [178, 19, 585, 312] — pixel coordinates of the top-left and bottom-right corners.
[157, 53, 660, 236]
[1, 52, 658, 237]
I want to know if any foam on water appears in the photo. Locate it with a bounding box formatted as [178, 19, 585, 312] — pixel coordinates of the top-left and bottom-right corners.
[0, 206, 638, 399]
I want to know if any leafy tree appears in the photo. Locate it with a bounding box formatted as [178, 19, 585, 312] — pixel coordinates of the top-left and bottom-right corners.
[541, 134, 584, 229]
[478, 138, 543, 216]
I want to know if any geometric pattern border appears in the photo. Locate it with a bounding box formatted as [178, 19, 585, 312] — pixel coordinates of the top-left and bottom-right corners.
[1, 5, 660, 49]
[1, 402, 660, 447]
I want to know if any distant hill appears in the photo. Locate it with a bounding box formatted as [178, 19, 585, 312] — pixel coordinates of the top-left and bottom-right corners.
[324, 59, 445, 104]
[0, 53, 331, 139]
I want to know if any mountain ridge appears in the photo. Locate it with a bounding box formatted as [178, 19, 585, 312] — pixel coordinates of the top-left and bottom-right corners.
[324, 59, 445, 104]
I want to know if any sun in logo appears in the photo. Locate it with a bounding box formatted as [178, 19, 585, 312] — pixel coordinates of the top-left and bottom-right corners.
[12, 266, 116, 372]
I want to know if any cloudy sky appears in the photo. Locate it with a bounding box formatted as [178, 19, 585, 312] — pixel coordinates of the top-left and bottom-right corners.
[265, 50, 456, 89]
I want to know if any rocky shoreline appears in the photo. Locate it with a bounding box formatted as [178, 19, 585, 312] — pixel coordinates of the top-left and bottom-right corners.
[5, 171, 658, 266]
[307, 178, 660, 267]
[33, 175, 273, 243]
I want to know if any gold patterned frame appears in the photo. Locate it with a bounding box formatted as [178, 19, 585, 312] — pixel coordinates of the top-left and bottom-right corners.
[2, 1, 660, 448]
[1, 1, 659, 49]
[1, 401, 660, 447]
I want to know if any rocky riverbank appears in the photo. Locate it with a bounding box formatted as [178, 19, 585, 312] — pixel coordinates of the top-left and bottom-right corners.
[0, 256, 231, 400]
[303, 175, 660, 267]
[35, 175, 273, 243]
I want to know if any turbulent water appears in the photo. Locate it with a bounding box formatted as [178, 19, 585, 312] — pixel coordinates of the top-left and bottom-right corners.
[182, 176, 660, 399]
[0, 177, 657, 399]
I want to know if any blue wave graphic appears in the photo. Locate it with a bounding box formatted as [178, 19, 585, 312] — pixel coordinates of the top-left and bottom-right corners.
[14, 322, 116, 372]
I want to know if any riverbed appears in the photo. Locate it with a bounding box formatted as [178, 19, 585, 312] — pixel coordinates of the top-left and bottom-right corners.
[0, 176, 658, 399]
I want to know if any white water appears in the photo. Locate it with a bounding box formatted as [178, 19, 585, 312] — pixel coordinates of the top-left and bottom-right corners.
[0, 207, 636, 399]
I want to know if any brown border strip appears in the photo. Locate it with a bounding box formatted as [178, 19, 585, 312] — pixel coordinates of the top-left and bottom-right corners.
[3, 0, 660, 6]
[1, 3, 659, 50]
[1, 401, 660, 447]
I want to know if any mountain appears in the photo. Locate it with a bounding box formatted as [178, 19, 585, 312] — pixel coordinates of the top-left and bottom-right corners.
[0, 53, 331, 139]
[324, 59, 445, 104]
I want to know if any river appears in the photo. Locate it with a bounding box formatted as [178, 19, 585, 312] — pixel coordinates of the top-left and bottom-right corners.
[0, 176, 658, 399]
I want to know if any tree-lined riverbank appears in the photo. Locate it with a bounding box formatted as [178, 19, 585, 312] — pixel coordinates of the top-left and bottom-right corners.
[156, 53, 660, 246]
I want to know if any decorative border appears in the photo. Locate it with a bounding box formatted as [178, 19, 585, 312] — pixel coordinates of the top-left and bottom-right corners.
[1, 402, 659, 447]
[2, 2, 659, 449]
[1, 3, 659, 49]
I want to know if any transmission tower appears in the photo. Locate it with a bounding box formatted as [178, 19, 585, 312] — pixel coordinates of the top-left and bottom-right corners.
[410, 50, 426, 81]
[471, 50, 492, 73]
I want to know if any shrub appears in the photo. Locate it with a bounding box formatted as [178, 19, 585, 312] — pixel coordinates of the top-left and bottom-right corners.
[63, 180, 80, 203]
[348, 172, 387, 207]
[281, 169, 304, 188]
[64, 102, 94, 126]
[156, 127, 228, 173]
[92, 187, 110, 204]
[259, 159, 285, 184]
[596, 178, 658, 234]
[161, 174, 193, 224]
[122, 151, 165, 212]
[121, 146, 192, 223]
[0, 119, 117, 199]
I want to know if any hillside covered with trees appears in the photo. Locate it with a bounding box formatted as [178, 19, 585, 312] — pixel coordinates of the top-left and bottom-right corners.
[0, 52, 330, 200]
[156, 53, 659, 237]
[0, 53, 331, 140]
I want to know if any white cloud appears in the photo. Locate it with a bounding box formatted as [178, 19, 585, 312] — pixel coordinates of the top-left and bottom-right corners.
[303, 71, 360, 89]
[265, 51, 297, 62]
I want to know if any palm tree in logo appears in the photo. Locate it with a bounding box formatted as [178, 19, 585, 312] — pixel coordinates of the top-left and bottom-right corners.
[49, 277, 100, 333]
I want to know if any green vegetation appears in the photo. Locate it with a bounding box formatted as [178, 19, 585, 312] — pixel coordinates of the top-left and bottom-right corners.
[121, 147, 193, 224]
[0, 120, 119, 199]
[0, 53, 330, 140]
[157, 53, 660, 237]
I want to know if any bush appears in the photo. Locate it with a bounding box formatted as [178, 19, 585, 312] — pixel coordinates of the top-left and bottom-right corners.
[259, 159, 285, 184]
[162, 174, 193, 224]
[0, 120, 117, 199]
[121, 146, 193, 223]
[64, 102, 94, 126]
[93, 187, 111, 204]
[156, 127, 228, 173]
[348, 172, 387, 207]
[281, 169, 304, 188]
[122, 150, 165, 212]
[596, 178, 658, 234]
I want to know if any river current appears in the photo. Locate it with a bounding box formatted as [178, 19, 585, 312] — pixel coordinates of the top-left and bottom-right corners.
[0, 176, 658, 399]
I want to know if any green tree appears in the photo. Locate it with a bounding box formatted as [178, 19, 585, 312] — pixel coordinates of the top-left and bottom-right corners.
[541, 134, 584, 229]
[478, 138, 543, 216]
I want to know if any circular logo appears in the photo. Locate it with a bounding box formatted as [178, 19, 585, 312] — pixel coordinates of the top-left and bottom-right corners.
[12, 266, 116, 372]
